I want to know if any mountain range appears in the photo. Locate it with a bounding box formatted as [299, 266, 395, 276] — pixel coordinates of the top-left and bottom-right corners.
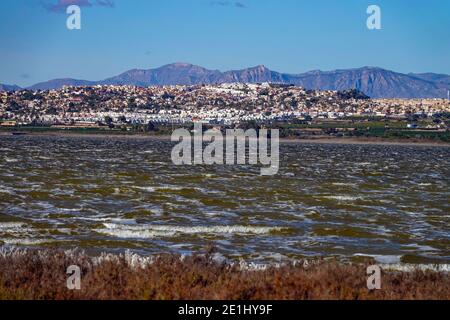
[2, 63, 450, 99]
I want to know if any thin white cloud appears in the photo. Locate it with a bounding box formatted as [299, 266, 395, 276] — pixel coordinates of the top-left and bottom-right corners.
[41, 0, 114, 13]
[210, 1, 247, 9]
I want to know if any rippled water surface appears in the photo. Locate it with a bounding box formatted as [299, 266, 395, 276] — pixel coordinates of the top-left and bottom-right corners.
[0, 135, 449, 264]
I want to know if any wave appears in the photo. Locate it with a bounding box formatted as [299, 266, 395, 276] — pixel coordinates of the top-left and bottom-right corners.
[1, 238, 51, 246]
[0, 222, 27, 231]
[380, 263, 450, 272]
[98, 223, 284, 239]
[322, 195, 361, 201]
[354, 253, 401, 264]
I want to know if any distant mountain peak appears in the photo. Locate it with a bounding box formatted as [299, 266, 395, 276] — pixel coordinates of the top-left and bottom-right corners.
[0, 83, 21, 91]
[254, 64, 268, 69]
[27, 78, 95, 91]
[164, 62, 195, 68]
[359, 66, 384, 70]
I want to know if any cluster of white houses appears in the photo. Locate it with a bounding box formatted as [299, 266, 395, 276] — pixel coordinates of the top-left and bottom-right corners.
[1, 83, 449, 127]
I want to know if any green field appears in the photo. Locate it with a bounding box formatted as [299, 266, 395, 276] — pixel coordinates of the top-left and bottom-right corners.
[1, 119, 449, 142]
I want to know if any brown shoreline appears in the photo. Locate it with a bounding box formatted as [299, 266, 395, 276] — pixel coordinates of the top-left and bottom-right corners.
[1, 130, 449, 147]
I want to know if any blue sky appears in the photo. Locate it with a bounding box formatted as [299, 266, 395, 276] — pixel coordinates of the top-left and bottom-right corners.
[1, 0, 449, 87]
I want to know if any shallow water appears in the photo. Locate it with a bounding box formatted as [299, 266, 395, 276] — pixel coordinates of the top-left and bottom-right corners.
[0, 135, 449, 264]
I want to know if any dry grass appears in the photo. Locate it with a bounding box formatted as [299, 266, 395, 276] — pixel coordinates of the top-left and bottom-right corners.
[0, 247, 448, 300]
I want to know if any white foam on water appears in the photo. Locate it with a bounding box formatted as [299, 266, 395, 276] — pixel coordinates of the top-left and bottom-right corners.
[0, 222, 53, 246]
[380, 264, 450, 272]
[402, 243, 438, 252]
[332, 182, 357, 187]
[97, 228, 176, 239]
[284, 172, 295, 177]
[134, 186, 156, 192]
[98, 223, 283, 239]
[72, 216, 136, 225]
[0, 222, 36, 236]
[354, 253, 402, 264]
[53, 228, 73, 235]
[108, 218, 136, 225]
[158, 185, 184, 191]
[323, 195, 361, 201]
[203, 211, 224, 217]
[1, 238, 51, 245]
[0, 187, 16, 195]
[0, 173, 15, 177]
[59, 207, 81, 212]
[134, 185, 189, 193]
[0, 222, 27, 231]
[193, 187, 225, 195]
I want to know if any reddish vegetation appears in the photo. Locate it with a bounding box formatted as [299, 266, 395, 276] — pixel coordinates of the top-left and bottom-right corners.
[0, 248, 448, 300]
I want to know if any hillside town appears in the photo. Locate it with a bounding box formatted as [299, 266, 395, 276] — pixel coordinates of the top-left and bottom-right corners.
[0, 83, 449, 128]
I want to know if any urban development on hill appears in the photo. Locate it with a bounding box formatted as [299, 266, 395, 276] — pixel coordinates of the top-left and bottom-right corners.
[1, 80, 449, 141]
